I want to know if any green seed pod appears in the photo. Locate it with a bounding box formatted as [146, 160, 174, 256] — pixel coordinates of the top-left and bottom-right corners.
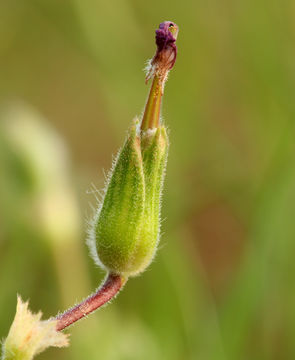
[88, 123, 168, 277]
[129, 126, 168, 274]
[88, 20, 177, 278]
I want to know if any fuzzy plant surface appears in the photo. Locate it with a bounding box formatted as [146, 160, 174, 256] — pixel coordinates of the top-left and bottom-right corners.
[1, 21, 179, 360]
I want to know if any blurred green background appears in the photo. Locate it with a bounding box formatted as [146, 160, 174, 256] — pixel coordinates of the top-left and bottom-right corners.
[1, 1, 295, 359]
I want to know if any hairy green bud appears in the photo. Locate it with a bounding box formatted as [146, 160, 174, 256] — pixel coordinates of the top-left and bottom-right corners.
[88, 123, 168, 277]
[88, 20, 178, 278]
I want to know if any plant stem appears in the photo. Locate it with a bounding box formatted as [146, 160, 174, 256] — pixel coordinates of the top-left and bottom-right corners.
[141, 75, 164, 131]
[55, 273, 125, 331]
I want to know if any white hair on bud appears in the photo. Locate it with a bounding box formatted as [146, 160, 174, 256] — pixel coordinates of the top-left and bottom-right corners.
[142, 128, 157, 136]
[144, 58, 152, 76]
[144, 59, 156, 84]
[86, 134, 126, 271]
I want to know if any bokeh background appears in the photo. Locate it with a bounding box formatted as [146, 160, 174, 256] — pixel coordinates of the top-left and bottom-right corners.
[1, 1, 295, 359]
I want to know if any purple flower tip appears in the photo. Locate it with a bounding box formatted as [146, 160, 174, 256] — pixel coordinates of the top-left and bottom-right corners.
[145, 21, 179, 83]
[156, 21, 178, 52]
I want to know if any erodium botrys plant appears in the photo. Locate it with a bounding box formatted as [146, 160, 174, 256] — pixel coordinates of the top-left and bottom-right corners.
[1, 21, 179, 360]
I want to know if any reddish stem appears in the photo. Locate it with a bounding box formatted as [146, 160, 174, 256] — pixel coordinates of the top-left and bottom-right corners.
[55, 273, 124, 331]
[141, 75, 163, 131]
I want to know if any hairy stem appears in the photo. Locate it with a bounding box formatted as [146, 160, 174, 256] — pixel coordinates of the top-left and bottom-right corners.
[55, 273, 125, 331]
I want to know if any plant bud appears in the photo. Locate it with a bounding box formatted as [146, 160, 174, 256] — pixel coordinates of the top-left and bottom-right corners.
[88, 21, 177, 278]
[89, 123, 168, 277]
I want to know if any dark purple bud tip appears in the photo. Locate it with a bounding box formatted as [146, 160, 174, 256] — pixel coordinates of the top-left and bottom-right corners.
[146, 21, 179, 83]
[156, 21, 179, 51]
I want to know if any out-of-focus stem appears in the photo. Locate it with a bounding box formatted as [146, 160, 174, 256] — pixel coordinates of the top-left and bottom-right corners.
[52, 239, 91, 308]
[141, 75, 163, 131]
[55, 273, 125, 331]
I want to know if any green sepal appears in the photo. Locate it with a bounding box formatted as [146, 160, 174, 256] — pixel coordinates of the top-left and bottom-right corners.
[94, 124, 145, 275]
[92, 123, 168, 277]
[128, 126, 169, 274]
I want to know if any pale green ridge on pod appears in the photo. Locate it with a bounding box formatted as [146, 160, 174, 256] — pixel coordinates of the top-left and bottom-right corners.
[91, 121, 168, 277]
[128, 126, 168, 274]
